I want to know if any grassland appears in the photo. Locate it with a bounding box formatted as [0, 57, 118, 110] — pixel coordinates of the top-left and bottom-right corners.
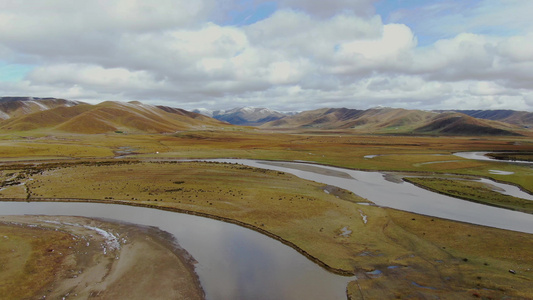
[405, 177, 533, 214]
[486, 151, 533, 162]
[0, 220, 74, 299]
[0, 129, 532, 298]
[1, 130, 531, 189]
[0, 157, 532, 298]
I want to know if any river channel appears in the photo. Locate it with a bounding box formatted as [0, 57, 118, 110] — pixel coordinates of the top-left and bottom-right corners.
[206, 159, 533, 234]
[1, 156, 533, 299]
[0, 201, 352, 300]
[454, 151, 533, 164]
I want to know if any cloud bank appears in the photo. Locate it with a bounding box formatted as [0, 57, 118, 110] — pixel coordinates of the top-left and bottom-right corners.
[0, 0, 532, 111]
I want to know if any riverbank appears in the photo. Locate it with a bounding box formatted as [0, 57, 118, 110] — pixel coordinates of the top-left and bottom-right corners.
[404, 177, 533, 214]
[0, 215, 204, 300]
[2, 159, 533, 298]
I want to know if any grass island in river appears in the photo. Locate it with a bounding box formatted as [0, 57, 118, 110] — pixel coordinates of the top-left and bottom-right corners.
[0, 131, 532, 299]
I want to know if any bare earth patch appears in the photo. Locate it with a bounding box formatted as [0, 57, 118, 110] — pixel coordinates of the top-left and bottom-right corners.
[0, 215, 204, 300]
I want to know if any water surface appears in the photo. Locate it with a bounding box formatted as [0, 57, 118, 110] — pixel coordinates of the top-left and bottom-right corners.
[0, 202, 352, 300]
[454, 152, 533, 164]
[207, 159, 533, 234]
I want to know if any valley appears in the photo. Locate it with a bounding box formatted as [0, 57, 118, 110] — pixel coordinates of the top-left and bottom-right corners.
[0, 98, 532, 299]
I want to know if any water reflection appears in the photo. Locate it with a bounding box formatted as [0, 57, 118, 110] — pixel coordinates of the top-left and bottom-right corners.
[454, 152, 533, 164]
[0, 202, 352, 300]
[207, 159, 533, 234]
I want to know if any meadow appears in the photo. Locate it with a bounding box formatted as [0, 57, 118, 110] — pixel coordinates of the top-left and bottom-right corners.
[0, 129, 532, 299]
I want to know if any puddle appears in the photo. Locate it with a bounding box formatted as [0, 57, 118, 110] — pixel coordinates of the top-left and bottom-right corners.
[358, 209, 368, 224]
[339, 226, 352, 237]
[366, 270, 382, 278]
[411, 281, 438, 290]
[489, 170, 514, 175]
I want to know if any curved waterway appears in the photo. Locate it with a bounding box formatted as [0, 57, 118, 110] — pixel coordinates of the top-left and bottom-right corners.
[2, 156, 532, 299]
[454, 151, 533, 164]
[0, 202, 352, 300]
[206, 159, 533, 234]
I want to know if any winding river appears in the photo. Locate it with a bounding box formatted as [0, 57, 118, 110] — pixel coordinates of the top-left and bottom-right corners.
[1, 155, 533, 299]
[205, 159, 533, 234]
[0, 201, 352, 300]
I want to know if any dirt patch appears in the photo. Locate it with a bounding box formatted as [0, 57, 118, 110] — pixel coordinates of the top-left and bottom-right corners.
[0, 215, 204, 300]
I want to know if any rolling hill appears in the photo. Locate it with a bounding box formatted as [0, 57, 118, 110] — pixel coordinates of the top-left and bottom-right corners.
[0, 97, 528, 136]
[0, 97, 81, 120]
[443, 110, 533, 128]
[413, 112, 522, 136]
[0, 100, 228, 134]
[261, 107, 523, 136]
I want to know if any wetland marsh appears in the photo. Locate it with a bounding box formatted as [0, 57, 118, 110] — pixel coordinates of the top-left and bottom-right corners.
[1, 132, 532, 299]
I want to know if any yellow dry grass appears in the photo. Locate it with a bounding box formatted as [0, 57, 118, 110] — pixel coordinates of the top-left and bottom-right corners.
[1, 159, 531, 298]
[0, 223, 75, 300]
[0, 129, 532, 298]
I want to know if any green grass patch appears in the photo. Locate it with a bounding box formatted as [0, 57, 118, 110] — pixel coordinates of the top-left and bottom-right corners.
[486, 152, 533, 162]
[405, 177, 533, 214]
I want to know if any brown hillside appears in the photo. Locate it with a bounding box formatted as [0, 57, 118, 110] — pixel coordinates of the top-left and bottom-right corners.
[261, 107, 435, 131]
[0, 104, 94, 131]
[262, 107, 523, 136]
[414, 112, 522, 136]
[0, 101, 228, 134]
[0, 97, 82, 120]
[441, 110, 533, 127]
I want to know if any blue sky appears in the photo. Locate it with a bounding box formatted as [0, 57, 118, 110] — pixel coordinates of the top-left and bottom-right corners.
[0, 0, 532, 111]
[0, 63, 34, 82]
[226, 1, 278, 26]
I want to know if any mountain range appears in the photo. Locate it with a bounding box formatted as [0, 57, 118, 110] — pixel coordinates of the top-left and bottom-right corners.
[0, 97, 225, 134]
[0, 97, 531, 136]
[193, 107, 292, 126]
[259, 107, 528, 136]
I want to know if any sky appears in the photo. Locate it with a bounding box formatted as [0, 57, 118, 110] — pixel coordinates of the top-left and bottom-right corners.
[1, 0, 533, 112]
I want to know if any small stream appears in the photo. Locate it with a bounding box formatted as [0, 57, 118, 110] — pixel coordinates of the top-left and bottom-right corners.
[454, 151, 533, 164]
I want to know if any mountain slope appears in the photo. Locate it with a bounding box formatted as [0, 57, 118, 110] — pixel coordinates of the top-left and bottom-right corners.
[0, 101, 228, 134]
[444, 110, 533, 128]
[0, 97, 81, 120]
[413, 112, 521, 136]
[194, 107, 289, 126]
[262, 108, 436, 131]
[262, 107, 523, 136]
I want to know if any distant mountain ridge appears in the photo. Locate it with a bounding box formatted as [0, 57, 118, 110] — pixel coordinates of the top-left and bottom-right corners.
[0, 97, 80, 120]
[0, 98, 226, 134]
[438, 110, 533, 128]
[193, 107, 294, 126]
[260, 107, 525, 136]
[0, 97, 529, 136]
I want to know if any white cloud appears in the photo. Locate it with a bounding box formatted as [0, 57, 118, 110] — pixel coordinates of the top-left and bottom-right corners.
[277, 0, 378, 18]
[0, 0, 532, 111]
[28, 64, 162, 91]
[332, 23, 416, 74]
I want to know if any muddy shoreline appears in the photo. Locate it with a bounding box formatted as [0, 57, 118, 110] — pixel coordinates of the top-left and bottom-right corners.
[0, 197, 356, 277]
[0, 215, 205, 300]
